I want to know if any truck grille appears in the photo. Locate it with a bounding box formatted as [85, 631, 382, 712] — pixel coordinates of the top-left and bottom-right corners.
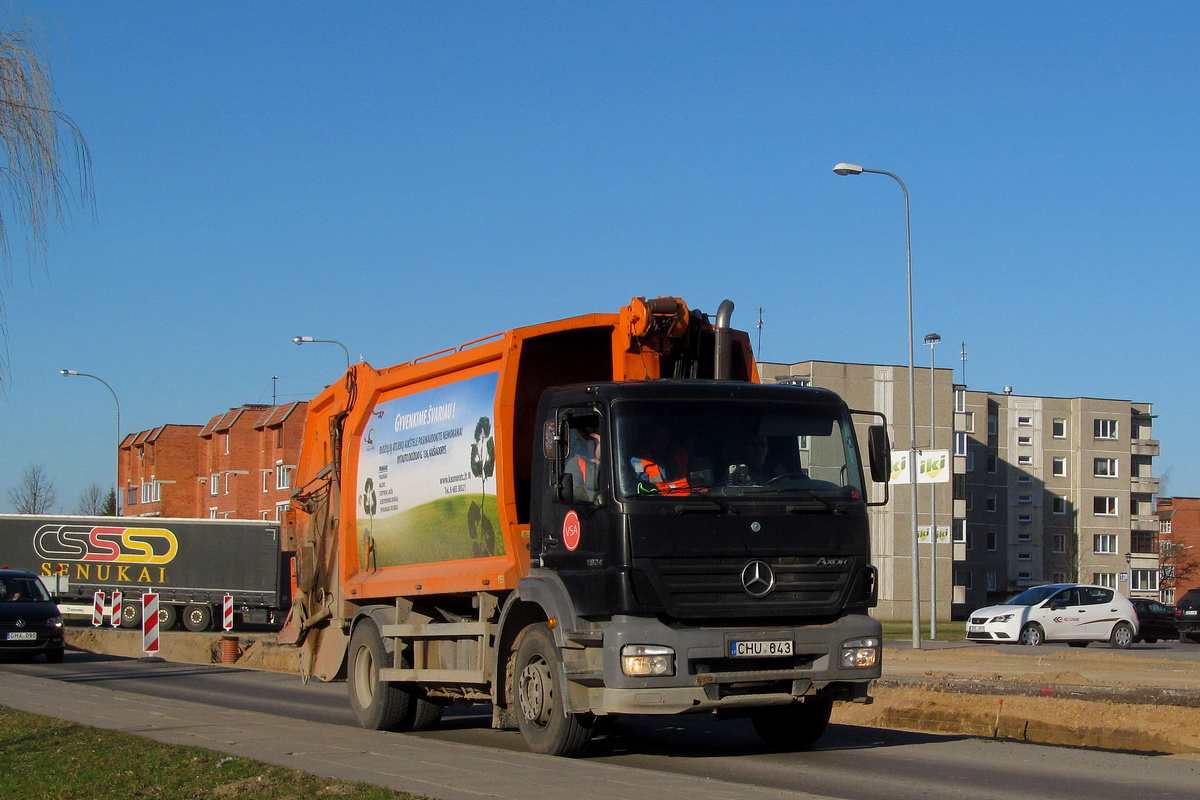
[635, 556, 856, 618]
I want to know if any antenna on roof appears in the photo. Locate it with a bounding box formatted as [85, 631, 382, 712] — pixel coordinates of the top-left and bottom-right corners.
[756, 307, 764, 360]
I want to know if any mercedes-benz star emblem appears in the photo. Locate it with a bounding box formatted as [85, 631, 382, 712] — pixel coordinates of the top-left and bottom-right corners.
[740, 560, 775, 598]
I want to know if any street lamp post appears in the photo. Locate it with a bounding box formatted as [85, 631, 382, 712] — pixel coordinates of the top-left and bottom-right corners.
[60, 369, 121, 515]
[924, 332, 941, 640]
[292, 336, 351, 372]
[833, 162, 922, 649]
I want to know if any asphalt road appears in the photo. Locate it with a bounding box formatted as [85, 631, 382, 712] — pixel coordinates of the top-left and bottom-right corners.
[5, 650, 1200, 800]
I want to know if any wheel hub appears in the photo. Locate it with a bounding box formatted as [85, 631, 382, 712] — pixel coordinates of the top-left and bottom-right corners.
[519, 656, 553, 727]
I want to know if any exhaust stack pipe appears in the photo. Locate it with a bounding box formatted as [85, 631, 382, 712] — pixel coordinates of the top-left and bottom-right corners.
[714, 299, 735, 380]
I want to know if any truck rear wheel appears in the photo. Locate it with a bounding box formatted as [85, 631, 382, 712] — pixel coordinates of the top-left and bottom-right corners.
[120, 601, 141, 629]
[183, 603, 213, 632]
[750, 695, 833, 750]
[512, 623, 593, 757]
[158, 604, 179, 631]
[347, 620, 443, 732]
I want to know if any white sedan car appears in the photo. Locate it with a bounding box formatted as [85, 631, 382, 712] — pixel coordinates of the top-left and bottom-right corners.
[966, 583, 1138, 649]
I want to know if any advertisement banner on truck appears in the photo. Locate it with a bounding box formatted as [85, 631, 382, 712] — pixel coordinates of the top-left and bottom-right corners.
[357, 371, 503, 567]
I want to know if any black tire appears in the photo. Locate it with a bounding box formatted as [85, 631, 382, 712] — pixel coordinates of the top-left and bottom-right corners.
[158, 604, 179, 631]
[1019, 623, 1044, 646]
[347, 620, 411, 731]
[120, 600, 141, 629]
[751, 695, 834, 750]
[183, 603, 213, 632]
[513, 623, 593, 757]
[1144, 638, 1158, 644]
[1110, 622, 1134, 650]
[45, 647, 65, 663]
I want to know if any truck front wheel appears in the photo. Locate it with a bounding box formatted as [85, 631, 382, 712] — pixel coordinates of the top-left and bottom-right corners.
[750, 695, 833, 750]
[512, 623, 593, 757]
[120, 601, 141, 629]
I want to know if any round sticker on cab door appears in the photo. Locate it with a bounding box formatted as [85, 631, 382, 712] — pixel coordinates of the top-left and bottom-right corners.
[562, 510, 581, 551]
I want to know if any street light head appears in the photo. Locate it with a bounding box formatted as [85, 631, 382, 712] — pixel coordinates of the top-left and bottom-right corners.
[924, 333, 942, 345]
[833, 162, 864, 176]
[293, 336, 313, 345]
[60, 369, 78, 376]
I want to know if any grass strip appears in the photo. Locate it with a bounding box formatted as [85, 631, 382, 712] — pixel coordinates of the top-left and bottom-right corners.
[0, 705, 424, 800]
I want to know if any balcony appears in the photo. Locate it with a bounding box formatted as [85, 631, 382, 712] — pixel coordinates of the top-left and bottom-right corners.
[1132, 476, 1161, 494]
[1131, 439, 1160, 457]
[1131, 516, 1160, 532]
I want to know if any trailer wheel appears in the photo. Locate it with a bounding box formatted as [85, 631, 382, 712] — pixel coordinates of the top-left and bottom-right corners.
[183, 603, 213, 632]
[120, 600, 141, 629]
[512, 623, 593, 757]
[348, 620, 412, 731]
[157, 604, 179, 631]
[750, 695, 834, 750]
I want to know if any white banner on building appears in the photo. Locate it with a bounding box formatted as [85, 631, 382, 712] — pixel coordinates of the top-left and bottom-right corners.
[889, 449, 951, 484]
[917, 525, 951, 545]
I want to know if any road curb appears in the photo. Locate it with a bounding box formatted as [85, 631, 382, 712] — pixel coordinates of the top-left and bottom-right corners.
[876, 675, 1200, 708]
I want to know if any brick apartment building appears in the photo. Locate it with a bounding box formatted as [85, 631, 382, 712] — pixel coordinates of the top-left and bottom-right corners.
[120, 401, 307, 520]
[1157, 497, 1200, 600]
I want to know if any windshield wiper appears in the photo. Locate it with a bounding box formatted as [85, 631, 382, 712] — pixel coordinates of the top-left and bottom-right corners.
[673, 494, 730, 514]
[785, 490, 842, 514]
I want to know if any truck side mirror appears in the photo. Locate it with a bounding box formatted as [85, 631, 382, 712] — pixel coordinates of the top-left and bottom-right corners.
[866, 425, 890, 484]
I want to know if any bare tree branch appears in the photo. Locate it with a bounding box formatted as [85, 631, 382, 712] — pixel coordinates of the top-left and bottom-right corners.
[7, 463, 57, 513]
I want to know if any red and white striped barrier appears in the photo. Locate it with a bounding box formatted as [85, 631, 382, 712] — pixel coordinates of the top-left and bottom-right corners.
[222, 594, 234, 632]
[110, 589, 123, 628]
[142, 592, 160, 655]
[91, 590, 105, 627]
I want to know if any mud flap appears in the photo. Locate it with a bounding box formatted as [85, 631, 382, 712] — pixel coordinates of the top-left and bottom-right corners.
[299, 625, 350, 683]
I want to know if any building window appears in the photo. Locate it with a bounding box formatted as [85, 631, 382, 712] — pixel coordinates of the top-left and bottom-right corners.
[955, 389, 966, 413]
[1018, 416, 1033, 427]
[276, 426, 284, 449]
[1162, 519, 1173, 535]
[965, 491, 973, 511]
[1093, 458, 1118, 478]
[1018, 514, 1033, 524]
[210, 474, 219, 497]
[954, 432, 968, 456]
[141, 482, 152, 504]
[1017, 454, 1033, 466]
[276, 465, 293, 491]
[1052, 533, 1067, 553]
[209, 507, 218, 519]
[262, 470, 271, 492]
[987, 454, 997, 473]
[1052, 418, 1066, 438]
[1093, 572, 1116, 589]
[1094, 419, 1118, 440]
[1018, 475, 1032, 485]
[1093, 534, 1118, 555]
[1018, 571, 1032, 581]
[1017, 435, 1032, 446]
[988, 415, 998, 436]
[1052, 571, 1068, 583]
[1093, 496, 1117, 516]
[1052, 457, 1066, 477]
[1017, 494, 1032, 504]
[1017, 552, 1032, 561]
[152, 482, 161, 502]
[965, 452, 974, 472]
[960, 411, 974, 432]
[1017, 531, 1032, 542]
[1052, 496, 1067, 514]
[953, 519, 967, 543]
[275, 500, 289, 521]
[224, 431, 231, 454]
[986, 571, 997, 591]
[954, 570, 972, 588]
[987, 529, 997, 551]
[986, 494, 997, 512]
[1131, 531, 1155, 553]
[127, 487, 137, 506]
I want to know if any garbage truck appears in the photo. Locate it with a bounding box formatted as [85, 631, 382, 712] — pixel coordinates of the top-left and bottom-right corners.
[280, 296, 891, 756]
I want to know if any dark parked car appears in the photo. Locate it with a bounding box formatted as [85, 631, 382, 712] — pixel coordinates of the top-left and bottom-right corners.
[1129, 598, 1177, 643]
[0, 568, 65, 662]
[1176, 588, 1200, 643]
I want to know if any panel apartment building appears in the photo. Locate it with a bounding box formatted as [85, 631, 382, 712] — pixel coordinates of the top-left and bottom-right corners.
[758, 360, 1158, 620]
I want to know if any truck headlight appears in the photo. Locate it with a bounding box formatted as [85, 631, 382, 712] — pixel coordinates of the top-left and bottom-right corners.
[621, 644, 675, 677]
[840, 637, 879, 668]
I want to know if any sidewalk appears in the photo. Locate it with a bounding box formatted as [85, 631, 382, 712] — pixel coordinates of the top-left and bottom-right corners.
[0, 669, 826, 800]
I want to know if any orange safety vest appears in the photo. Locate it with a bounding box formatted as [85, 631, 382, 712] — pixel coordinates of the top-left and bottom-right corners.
[631, 456, 691, 496]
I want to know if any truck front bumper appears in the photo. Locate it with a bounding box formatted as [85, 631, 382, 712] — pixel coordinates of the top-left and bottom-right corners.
[565, 613, 881, 716]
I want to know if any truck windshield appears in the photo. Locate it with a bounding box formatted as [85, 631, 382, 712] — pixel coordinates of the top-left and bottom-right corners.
[614, 400, 865, 501]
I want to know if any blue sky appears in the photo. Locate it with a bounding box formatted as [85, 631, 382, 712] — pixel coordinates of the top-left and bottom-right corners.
[3, 2, 1199, 511]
